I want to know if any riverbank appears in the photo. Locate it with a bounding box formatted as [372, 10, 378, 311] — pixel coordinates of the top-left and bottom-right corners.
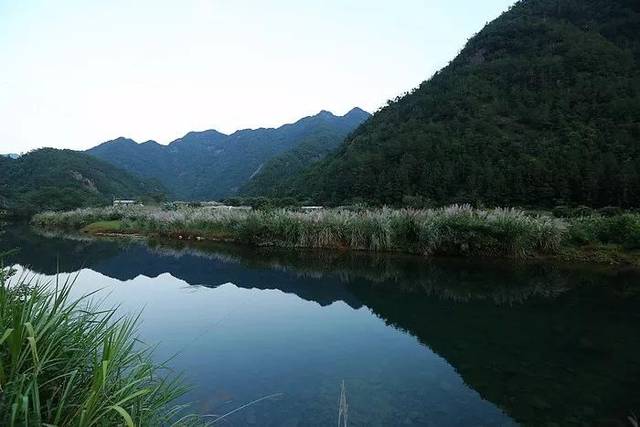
[31, 205, 640, 266]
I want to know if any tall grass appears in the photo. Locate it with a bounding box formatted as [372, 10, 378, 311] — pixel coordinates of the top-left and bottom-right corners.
[33, 205, 566, 258]
[0, 268, 189, 426]
[33, 206, 126, 230]
[568, 214, 640, 249]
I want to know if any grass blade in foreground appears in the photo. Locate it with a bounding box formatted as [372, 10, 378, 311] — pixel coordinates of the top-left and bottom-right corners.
[0, 267, 195, 426]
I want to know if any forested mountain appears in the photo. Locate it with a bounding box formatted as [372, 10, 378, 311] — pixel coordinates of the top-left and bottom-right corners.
[87, 109, 369, 200]
[240, 107, 370, 197]
[0, 149, 164, 214]
[285, 0, 640, 208]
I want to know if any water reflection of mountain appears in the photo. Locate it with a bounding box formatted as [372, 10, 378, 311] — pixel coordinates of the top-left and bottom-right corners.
[6, 224, 631, 307]
[4, 224, 640, 425]
[2, 225, 363, 308]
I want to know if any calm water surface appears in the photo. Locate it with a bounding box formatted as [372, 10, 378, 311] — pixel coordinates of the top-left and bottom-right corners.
[2, 224, 640, 426]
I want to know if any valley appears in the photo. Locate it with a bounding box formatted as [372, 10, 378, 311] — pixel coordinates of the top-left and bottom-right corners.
[1, 0, 639, 425]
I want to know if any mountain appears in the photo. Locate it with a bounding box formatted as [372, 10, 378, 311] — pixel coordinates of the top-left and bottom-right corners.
[240, 107, 370, 197]
[286, 0, 640, 208]
[1, 153, 20, 159]
[87, 109, 369, 200]
[0, 148, 165, 215]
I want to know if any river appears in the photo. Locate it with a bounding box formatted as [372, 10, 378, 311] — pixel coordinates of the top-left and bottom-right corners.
[1, 224, 639, 426]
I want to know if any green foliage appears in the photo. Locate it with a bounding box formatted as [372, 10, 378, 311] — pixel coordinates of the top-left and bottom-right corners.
[0, 272, 190, 426]
[0, 149, 165, 216]
[568, 213, 640, 249]
[597, 206, 625, 217]
[32, 207, 126, 230]
[552, 205, 596, 218]
[33, 204, 640, 264]
[82, 220, 126, 234]
[285, 0, 640, 208]
[222, 196, 300, 209]
[552, 206, 573, 218]
[139, 192, 167, 206]
[34, 205, 566, 258]
[401, 195, 434, 209]
[240, 109, 370, 197]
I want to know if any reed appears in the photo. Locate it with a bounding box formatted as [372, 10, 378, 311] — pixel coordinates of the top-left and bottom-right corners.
[33, 205, 569, 258]
[32, 206, 126, 230]
[0, 268, 191, 426]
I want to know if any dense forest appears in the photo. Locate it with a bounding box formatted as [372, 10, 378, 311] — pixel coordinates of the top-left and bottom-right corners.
[88, 109, 369, 200]
[280, 0, 640, 208]
[0, 149, 164, 215]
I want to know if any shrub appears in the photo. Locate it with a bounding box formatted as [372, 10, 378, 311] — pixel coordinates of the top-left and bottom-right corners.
[574, 206, 594, 217]
[552, 205, 571, 218]
[568, 214, 640, 249]
[597, 206, 624, 217]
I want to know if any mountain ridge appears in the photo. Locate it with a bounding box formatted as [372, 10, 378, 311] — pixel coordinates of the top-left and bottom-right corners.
[93, 109, 367, 149]
[87, 108, 370, 200]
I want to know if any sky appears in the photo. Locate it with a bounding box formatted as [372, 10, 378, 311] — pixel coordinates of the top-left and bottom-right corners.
[0, 0, 515, 153]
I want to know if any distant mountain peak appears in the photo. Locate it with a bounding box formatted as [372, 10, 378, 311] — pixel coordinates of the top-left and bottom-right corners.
[311, 107, 370, 120]
[96, 137, 138, 148]
[169, 129, 227, 147]
[183, 129, 227, 139]
[345, 107, 368, 114]
[343, 107, 371, 120]
[112, 136, 136, 143]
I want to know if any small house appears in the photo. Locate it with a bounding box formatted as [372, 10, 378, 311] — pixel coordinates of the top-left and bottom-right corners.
[113, 199, 138, 207]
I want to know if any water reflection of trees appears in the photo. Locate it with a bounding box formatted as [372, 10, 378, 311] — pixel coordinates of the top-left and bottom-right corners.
[147, 238, 639, 305]
[5, 225, 639, 307]
[349, 279, 640, 426]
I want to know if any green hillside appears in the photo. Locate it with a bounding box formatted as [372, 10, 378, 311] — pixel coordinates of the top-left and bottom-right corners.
[288, 0, 640, 208]
[0, 148, 164, 215]
[241, 108, 370, 197]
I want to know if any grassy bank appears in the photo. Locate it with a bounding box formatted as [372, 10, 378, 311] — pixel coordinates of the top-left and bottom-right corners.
[0, 268, 192, 426]
[32, 205, 562, 257]
[31, 205, 640, 263]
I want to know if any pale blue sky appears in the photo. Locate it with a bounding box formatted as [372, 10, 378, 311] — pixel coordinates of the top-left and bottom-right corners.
[0, 0, 515, 152]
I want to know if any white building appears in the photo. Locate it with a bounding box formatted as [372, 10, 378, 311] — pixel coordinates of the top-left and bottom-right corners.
[113, 199, 138, 207]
